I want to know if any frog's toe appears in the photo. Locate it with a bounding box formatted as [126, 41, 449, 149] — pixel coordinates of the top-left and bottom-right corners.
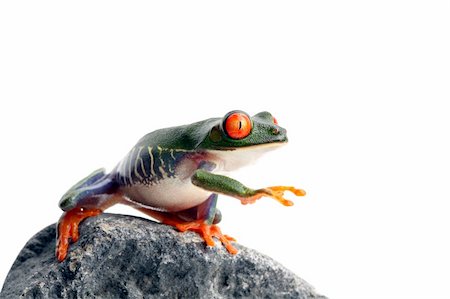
[209, 225, 238, 254]
[56, 224, 71, 262]
[56, 207, 102, 262]
[194, 222, 238, 254]
[223, 234, 236, 242]
[161, 217, 238, 254]
[255, 186, 306, 206]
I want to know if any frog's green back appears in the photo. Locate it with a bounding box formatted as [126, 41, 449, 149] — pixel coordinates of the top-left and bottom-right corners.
[134, 118, 221, 150]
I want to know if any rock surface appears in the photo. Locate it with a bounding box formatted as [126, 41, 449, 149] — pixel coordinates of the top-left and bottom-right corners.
[1, 214, 326, 299]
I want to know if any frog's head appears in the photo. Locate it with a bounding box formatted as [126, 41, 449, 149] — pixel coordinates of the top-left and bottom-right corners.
[197, 110, 287, 150]
[196, 110, 288, 170]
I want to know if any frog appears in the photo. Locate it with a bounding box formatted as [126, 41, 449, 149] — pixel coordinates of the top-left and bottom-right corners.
[56, 110, 306, 261]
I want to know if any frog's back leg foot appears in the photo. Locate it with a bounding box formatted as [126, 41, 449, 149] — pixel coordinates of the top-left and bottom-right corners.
[56, 207, 102, 261]
[133, 194, 237, 254]
[57, 169, 121, 261]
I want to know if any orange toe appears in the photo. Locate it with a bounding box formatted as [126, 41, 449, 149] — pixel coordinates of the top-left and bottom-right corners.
[56, 207, 102, 262]
[210, 225, 238, 254]
[242, 186, 306, 207]
[161, 217, 238, 255]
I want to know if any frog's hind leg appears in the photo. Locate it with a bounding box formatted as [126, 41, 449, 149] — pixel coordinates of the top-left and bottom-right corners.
[56, 169, 121, 261]
[59, 168, 116, 211]
[135, 194, 238, 254]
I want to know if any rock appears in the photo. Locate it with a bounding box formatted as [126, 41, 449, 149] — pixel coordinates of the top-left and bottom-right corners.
[1, 214, 326, 299]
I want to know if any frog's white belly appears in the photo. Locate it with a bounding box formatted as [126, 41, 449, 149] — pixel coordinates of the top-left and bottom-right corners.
[120, 178, 211, 212]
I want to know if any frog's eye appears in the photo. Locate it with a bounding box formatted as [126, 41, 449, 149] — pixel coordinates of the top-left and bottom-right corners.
[273, 116, 278, 125]
[224, 111, 252, 140]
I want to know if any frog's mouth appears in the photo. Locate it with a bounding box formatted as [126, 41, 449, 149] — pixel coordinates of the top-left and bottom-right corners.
[206, 141, 287, 172]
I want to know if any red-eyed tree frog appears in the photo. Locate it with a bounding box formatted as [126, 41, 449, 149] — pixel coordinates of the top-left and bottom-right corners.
[56, 110, 306, 261]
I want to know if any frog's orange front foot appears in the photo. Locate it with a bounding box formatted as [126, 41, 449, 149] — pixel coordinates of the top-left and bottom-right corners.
[162, 218, 238, 255]
[56, 207, 102, 262]
[240, 186, 306, 206]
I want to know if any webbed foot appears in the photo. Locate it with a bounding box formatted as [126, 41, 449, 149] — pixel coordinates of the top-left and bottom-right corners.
[162, 218, 238, 255]
[56, 207, 102, 262]
[240, 186, 306, 206]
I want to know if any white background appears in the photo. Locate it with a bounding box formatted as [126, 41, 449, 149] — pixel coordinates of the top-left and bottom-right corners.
[1, 1, 449, 298]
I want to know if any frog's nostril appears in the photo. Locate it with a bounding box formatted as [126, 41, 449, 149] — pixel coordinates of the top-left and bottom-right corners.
[272, 128, 280, 135]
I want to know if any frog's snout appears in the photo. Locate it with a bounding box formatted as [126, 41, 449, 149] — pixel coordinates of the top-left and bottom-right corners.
[273, 127, 287, 135]
[274, 126, 287, 136]
[271, 126, 288, 143]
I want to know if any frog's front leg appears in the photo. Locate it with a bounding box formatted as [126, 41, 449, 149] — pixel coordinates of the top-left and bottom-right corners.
[136, 194, 238, 254]
[191, 169, 306, 206]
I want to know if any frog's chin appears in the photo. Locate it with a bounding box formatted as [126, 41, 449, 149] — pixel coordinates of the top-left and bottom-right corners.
[206, 141, 287, 172]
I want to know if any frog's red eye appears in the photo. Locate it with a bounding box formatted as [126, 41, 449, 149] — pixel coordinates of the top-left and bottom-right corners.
[224, 112, 252, 140]
[273, 116, 278, 125]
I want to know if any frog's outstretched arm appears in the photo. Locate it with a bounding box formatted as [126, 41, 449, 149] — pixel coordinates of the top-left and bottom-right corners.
[192, 169, 306, 206]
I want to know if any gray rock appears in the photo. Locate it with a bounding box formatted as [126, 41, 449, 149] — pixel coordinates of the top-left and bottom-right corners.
[1, 214, 326, 299]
